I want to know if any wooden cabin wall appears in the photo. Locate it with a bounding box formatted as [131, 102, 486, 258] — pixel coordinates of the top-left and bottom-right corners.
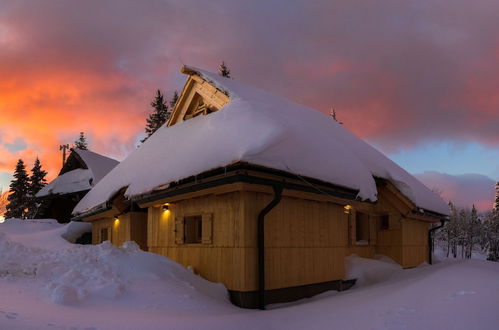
[91, 212, 147, 248]
[129, 212, 148, 250]
[147, 191, 251, 291]
[143, 182, 435, 294]
[375, 213, 403, 265]
[401, 218, 431, 267]
[241, 191, 349, 291]
[91, 217, 113, 245]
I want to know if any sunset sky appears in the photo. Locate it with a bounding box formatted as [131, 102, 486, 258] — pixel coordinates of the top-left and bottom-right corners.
[0, 0, 497, 211]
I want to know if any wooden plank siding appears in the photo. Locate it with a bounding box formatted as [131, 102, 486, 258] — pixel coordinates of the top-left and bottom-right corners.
[88, 179, 436, 293]
[146, 187, 351, 292]
[401, 218, 431, 267]
[90, 212, 147, 249]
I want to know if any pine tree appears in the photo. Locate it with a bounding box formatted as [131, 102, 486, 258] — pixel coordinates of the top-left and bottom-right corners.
[218, 61, 231, 78]
[142, 90, 170, 142]
[486, 182, 499, 261]
[170, 91, 179, 109]
[27, 157, 47, 218]
[74, 132, 88, 150]
[5, 159, 30, 219]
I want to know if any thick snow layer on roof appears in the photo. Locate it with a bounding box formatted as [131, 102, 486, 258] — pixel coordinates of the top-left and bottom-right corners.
[37, 149, 118, 198]
[72, 148, 119, 183]
[37, 168, 93, 197]
[74, 67, 449, 216]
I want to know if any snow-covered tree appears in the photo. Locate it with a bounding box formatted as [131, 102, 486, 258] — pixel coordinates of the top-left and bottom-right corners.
[74, 132, 88, 150]
[27, 157, 47, 218]
[142, 90, 170, 143]
[218, 61, 231, 78]
[494, 182, 499, 211]
[5, 159, 30, 219]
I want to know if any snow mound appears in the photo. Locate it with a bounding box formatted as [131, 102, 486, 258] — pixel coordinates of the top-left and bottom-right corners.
[60, 221, 92, 243]
[346, 254, 402, 286]
[0, 220, 227, 307]
[0, 219, 90, 251]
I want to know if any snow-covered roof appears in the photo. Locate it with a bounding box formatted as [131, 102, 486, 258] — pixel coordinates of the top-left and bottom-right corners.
[37, 149, 119, 198]
[73, 66, 449, 216]
[71, 148, 119, 183]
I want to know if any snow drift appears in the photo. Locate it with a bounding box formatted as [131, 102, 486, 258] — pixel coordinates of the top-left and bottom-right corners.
[0, 219, 227, 306]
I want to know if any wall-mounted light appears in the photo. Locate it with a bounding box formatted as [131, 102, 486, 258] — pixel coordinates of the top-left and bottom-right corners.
[162, 204, 169, 212]
[114, 217, 119, 226]
[344, 205, 352, 214]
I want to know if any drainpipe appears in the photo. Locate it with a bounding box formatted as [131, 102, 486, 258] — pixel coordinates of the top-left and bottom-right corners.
[428, 218, 447, 265]
[257, 185, 283, 310]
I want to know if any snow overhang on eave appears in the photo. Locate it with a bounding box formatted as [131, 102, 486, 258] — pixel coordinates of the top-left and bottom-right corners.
[131, 162, 360, 208]
[71, 201, 112, 221]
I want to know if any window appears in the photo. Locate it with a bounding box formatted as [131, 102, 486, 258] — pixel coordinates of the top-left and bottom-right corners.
[355, 212, 370, 243]
[184, 215, 203, 244]
[379, 215, 389, 230]
[175, 214, 213, 245]
[100, 227, 109, 243]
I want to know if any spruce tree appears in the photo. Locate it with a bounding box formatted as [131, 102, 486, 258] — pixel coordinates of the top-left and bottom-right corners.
[27, 157, 47, 218]
[142, 90, 170, 142]
[5, 159, 30, 219]
[218, 61, 231, 78]
[74, 132, 88, 150]
[170, 91, 179, 109]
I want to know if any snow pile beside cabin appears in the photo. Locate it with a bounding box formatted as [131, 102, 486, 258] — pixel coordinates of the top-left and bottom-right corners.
[0, 219, 226, 306]
[37, 149, 119, 198]
[1, 220, 499, 329]
[346, 254, 403, 286]
[73, 67, 448, 216]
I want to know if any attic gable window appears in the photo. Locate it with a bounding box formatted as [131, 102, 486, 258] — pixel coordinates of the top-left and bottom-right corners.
[183, 94, 214, 120]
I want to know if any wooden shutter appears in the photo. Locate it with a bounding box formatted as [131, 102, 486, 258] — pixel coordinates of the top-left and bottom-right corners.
[175, 217, 184, 244]
[369, 215, 377, 245]
[201, 213, 213, 244]
[349, 211, 356, 245]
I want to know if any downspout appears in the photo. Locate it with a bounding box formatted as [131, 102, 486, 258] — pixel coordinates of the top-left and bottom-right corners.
[428, 218, 447, 265]
[258, 185, 283, 310]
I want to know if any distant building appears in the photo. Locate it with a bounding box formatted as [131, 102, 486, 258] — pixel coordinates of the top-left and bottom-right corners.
[36, 148, 118, 223]
[73, 66, 449, 308]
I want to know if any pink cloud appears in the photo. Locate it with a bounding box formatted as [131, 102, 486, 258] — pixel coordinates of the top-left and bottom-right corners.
[415, 171, 496, 212]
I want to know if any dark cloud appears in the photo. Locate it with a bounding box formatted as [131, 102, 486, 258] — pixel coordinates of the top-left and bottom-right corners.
[0, 0, 497, 180]
[415, 171, 496, 212]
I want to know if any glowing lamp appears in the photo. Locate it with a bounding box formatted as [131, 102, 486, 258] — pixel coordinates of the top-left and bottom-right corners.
[162, 204, 169, 212]
[344, 205, 352, 214]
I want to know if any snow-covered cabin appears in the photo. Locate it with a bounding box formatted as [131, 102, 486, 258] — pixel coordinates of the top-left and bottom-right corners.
[72, 66, 449, 308]
[36, 148, 119, 223]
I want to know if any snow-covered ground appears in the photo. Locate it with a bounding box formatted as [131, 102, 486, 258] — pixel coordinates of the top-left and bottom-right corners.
[1, 219, 498, 330]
